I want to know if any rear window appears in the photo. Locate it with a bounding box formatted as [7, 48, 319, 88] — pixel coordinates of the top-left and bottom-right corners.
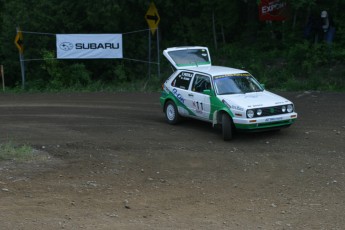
[171, 72, 193, 90]
[167, 49, 210, 67]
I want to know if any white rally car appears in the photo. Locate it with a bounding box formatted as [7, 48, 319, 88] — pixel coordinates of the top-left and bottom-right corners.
[160, 46, 297, 140]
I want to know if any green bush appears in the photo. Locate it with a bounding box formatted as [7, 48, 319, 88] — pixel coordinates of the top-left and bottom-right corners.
[34, 50, 92, 91]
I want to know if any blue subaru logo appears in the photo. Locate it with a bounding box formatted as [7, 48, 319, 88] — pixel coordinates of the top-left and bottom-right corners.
[59, 42, 74, 51]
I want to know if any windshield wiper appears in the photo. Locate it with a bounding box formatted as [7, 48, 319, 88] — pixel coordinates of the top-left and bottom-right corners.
[244, 89, 263, 94]
[218, 92, 243, 95]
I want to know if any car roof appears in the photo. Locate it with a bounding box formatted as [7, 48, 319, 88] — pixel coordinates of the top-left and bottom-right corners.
[177, 65, 249, 77]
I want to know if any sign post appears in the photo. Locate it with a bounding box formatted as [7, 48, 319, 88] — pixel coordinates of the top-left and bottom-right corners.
[14, 27, 25, 89]
[145, 2, 161, 81]
[1, 65, 4, 92]
[156, 27, 160, 79]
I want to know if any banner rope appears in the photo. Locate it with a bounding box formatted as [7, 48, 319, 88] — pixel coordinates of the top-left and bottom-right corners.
[20, 31, 55, 36]
[19, 28, 154, 36]
[18, 28, 158, 64]
[22, 57, 159, 65]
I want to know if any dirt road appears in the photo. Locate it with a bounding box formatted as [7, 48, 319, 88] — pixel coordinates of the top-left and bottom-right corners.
[0, 91, 344, 229]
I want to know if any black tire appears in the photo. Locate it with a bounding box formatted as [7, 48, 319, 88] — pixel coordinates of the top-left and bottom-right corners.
[222, 113, 233, 141]
[165, 101, 181, 125]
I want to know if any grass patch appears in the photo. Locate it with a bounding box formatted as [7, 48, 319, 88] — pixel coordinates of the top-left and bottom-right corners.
[0, 142, 43, 162]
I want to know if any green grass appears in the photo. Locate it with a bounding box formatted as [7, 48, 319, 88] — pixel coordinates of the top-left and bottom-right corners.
[0, 142, 41, 162]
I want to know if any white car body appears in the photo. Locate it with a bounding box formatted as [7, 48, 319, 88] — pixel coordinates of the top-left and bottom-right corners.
[160, 46, 297, 140]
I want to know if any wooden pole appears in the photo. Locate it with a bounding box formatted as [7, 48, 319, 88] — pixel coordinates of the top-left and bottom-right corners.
[212, 10, 218, 50]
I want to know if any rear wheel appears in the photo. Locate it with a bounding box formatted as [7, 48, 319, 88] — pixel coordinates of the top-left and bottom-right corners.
[222, 113, 233, 141]
[165, 101, 181, 125]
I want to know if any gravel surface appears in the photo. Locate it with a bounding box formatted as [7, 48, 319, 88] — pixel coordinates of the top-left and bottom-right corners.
[0, 91, 344, 229]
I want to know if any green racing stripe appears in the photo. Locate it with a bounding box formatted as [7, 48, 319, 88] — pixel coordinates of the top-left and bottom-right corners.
[161, 89, 296, 130]
[208, 92, 234, 120]
[160, 90, 196, 116]
[234, 119, 296, 130]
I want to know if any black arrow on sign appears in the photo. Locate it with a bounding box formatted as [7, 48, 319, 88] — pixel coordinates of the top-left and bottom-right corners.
[146, 13, 159, 24]
[16, 38, 23, 46]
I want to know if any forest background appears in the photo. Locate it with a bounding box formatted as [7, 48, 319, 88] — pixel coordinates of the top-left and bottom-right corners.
[0, 0, 344, 92]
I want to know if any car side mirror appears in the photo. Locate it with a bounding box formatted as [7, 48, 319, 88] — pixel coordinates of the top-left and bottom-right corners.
[260, 84, 265, 89]
[203, 89, 214, 96]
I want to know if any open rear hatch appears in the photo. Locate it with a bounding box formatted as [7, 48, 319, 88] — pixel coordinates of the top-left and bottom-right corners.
[163, 46, 211, 69]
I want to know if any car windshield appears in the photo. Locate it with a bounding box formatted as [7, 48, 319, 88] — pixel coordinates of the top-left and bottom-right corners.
[214, 74, 264, 95]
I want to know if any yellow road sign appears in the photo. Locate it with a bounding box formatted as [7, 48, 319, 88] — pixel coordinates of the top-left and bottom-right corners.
[145, 2, 160, 35]
[14, 30, 24, 54]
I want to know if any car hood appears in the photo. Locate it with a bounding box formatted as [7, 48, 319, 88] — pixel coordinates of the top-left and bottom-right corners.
[217, 91, 291, 109]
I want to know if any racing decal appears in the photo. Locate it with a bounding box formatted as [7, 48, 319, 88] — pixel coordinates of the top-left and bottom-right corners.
[193, 101, 204, 114]
[265, 117, 283, 122]
[214, 73, 251, 79]
[222, 100, 244, 111]
[172, 88, 185, 103]
[181, 72, 193, 78]
[231, 105, 244, 111]
[162, 87, 196, 117]
[208, 96, 234, 120]
[171, 72, 193, 89]
[275, 101, 288, 105]
[250, 104, 263, 108]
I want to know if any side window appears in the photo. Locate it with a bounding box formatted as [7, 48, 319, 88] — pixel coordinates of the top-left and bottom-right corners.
[171, 72, 193, 90]
[192, 74, 211, 93]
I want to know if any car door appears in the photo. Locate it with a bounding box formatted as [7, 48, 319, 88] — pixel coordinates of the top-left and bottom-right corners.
[163, 46, 212, 119]
[170, 71, 194, 116]
[187, 74, 212, 121]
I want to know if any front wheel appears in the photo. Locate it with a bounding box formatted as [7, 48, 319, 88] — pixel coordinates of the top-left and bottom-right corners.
[165, 101, 181, 125]
[222, 113, 233, 141]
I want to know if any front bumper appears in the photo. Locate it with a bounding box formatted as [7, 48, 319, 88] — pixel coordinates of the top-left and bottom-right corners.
[233, 112, 297, 130]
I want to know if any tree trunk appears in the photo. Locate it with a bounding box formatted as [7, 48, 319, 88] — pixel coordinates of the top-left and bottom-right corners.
[212, 10, 218, 50]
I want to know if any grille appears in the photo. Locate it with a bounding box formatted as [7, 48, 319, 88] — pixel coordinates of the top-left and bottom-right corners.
[251, 105, 293, 118]
[261, 106, 285, 116]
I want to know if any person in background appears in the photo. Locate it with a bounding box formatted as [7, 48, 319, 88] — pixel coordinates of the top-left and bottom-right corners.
[304, 10, 336, 44]
[320, 10, 336, 43]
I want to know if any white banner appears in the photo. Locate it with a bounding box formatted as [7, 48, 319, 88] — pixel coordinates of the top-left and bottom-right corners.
[56, 34, 123, 59]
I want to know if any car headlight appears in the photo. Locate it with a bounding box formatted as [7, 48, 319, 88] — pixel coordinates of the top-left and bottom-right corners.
[247, 109, 254, 118]
[256, 109, 262, 116]
[287, 104, 293, 113]
[281, 105, 286, 113]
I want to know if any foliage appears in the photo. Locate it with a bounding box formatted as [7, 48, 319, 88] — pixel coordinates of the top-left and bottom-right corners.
[0, 141, 35, 161]
[26, 50, 92, 91]
[290, 0, 316, 9]
[0, 0, 344, 92]
[215, 39, 345, 91]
